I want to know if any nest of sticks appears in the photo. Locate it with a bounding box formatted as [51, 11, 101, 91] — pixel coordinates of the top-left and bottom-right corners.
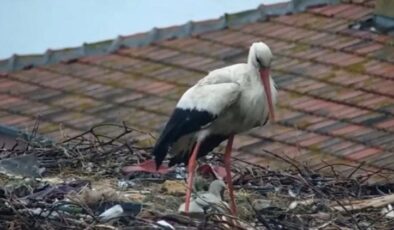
[0, 123, 394, 230]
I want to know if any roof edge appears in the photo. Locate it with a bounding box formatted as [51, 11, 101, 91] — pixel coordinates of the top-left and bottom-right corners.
[0, 124, 53, 145]
[0, 0, 339, 73]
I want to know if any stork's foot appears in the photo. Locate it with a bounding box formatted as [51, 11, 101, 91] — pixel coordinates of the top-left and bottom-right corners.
[122, 159, 172, 174]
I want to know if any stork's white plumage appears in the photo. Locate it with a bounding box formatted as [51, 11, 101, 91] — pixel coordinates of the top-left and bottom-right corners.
[152, 42, 277, 215]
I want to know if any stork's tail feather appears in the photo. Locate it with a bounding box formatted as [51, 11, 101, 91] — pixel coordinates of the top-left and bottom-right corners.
[168, 135, 228, 167]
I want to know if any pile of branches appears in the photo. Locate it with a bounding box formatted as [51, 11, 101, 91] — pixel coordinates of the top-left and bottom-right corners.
[0, 123, 153, 177]
[226, 152, 394, 229]
[0, 123, 393, 229]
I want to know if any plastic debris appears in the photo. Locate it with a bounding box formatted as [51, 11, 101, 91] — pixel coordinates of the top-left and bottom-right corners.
[156, 220, 175, 230]
[99, 202, 142, 222]
[0, 155, 45, 178]
[99, 204, 123, 222]
[381, 204, 394, 219]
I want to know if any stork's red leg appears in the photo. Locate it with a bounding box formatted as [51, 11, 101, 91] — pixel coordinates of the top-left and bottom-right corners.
[185, 141, 201, 213]
[224, 135, 237, 216]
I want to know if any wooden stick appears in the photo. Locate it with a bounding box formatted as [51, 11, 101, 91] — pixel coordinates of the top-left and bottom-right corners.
[331, 194, 394, 212]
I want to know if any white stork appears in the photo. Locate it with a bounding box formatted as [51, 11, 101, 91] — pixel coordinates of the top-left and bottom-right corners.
[152, 42, 277, 215]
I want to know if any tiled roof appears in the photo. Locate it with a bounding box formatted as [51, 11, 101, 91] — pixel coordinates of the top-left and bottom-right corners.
[1, 0, 394, 181]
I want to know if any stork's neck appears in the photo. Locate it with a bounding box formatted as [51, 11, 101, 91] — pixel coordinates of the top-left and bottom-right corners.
[241, 62, 262, 87]
[246, 48, 262, 86]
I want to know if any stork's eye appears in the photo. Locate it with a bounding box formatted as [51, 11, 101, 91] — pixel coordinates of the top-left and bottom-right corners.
[256, 58, 263, 67]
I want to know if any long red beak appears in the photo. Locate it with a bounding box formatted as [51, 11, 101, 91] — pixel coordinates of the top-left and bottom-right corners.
[260, 68, 275, 121]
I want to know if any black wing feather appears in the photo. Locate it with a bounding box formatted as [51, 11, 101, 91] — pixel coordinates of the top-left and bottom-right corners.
[152, 108, 216, 168]
[168, 134, 228, 166]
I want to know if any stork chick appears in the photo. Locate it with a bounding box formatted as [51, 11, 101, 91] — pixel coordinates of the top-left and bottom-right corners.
[178, 180, 228, 214]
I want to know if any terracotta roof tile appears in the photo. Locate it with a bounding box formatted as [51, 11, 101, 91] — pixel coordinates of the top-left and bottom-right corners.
[376, 119, 394, 130]
[1, 114, 34, 126]
[309, 4, 351, 16]
[299, 135, 330, 147]
[47, 63, 111, 79]
[346, 147, 382, 160]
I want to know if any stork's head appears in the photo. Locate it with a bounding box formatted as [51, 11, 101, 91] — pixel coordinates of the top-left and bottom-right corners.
[248, 42, 275, 121]
[249, 42, 273, 69]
